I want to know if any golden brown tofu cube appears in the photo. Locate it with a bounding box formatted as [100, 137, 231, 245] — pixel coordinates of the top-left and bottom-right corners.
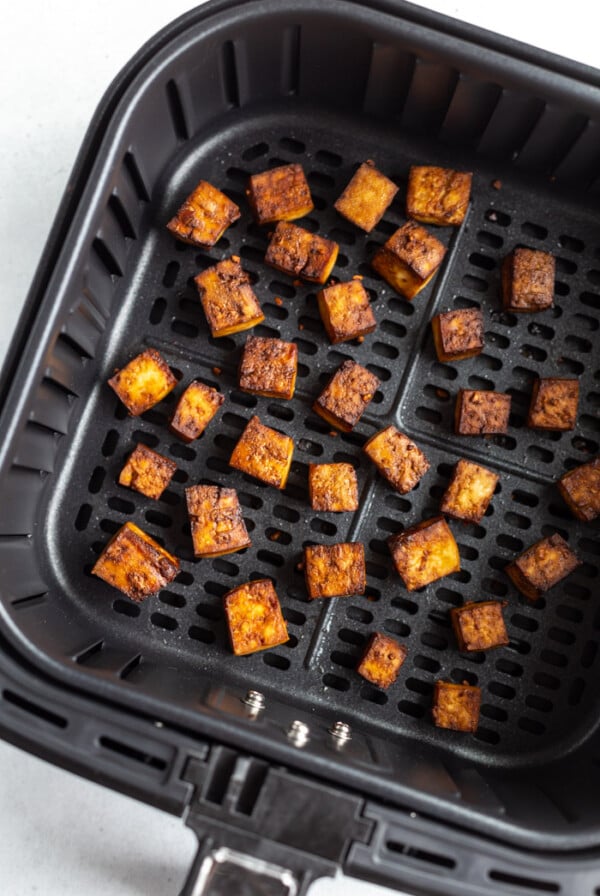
[440, 459, 498, 524]
[229, 415, 294, 490]
[186, 485, 251, 558]
[406, 165, 472, 226]
[224, 579, 288, 656]
[505, 533, 581, 601]
[431, 307, 484, 362]
[357, 632, 407, 689]
[334, 161, 398, 233]
[557, 458, 600, 522]
[527, 378, 579, 431]
[450, 601, 509, 652]
[118, 443, 177, 500]
[371, 221, 446, 299]
[317, 280, 377, 344]
[455, 389, 511, 435]
[238, 335, 298, 400]
[194, 257, 265, 337]
[247, 164, 313, 225]
[166, 180, 240, 248]
[388, 516, 460, 591]
[108, 348, 178, 416]
[170, 380, 224, 442]
[264, 221, 339, 284]
[502, 248, 555, 312]
[308, 463, 359, 512]
[363, 426, 430, 495]
[313, 360, 379, 432]
[91, 522, 180, 602]
[304, 542, 366, 599]
[432, 681, 481, 733]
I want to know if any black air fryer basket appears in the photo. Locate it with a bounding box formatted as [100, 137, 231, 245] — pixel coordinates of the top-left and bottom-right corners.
[1, 1, 600, 893]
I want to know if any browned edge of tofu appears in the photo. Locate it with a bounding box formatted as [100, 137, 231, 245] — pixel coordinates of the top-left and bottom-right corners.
[450, 600, 509, 652]
[363, 426, 430, 495]
[371, 221, 447, 300]
[229, 415, 294, 490]
[166, 180, 241, 248]
[557, 457, 600, 522]
[238, 335, 298, 400]
[505, 533, 581, 601]
[118, 443, 177, 500]
[246, 163, 314, 225]
[186, 484, 251, 558]
[432, 680, 481, 732]
[264, 221, 339, 284]
[388, 515, 460, 591]
[308, 462, 359, 512]
[194, 257, 265, 337]
[439, 458, 499, 524]
[304, 542, 366, 599]
[357, 632, 407, 689]
[527, 378, 579, 431]
[313, 360, 380, 432]
[406, 165, 472, 227]
[107, 348, 178, 417]
[169, 380, 224, 442]
[431, 307, 484, 362]
[317, 279, 377, 344]
[91, 521, 180, 601]
[501, 247, 555, 313]
[224, 578, 288, 656]
[454, 389, 511, 435]
[334, 160, 399, 233]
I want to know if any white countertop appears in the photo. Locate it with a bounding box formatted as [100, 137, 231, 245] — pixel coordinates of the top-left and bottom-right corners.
[1, 2, 597, 893]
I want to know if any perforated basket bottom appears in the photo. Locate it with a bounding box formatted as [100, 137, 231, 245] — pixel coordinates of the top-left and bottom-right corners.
[47, 106, 599, 766]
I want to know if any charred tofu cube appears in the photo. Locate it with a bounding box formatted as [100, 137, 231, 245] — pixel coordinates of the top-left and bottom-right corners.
[557, 458, 600, 522]
[170, 380, 224, 442]
[317, 279, 377, 344]
[304, 542, 366, 599]
[224, 579, 288, 656]
[264, 221, 339, 284]
[334, 161, 398, 233]
[388, 516, 460, 591]
[238, 335, 298, 400]
[313, 360, 379, 432]
[505, 533, 581, 601]
[502, 248, 555, 312]
[357, 632, 407, 689]
[186, 485, 251, 558]
[247, 163, 313, 225]
[440, 459, 498, 524]
[194, 257, 265, 337]
[108, 348, 177, 416]
[92, 522, 179, 601]
[527, 378, 579, 431]
[432, 681, 481, 733]
[229, 415, 294, 490]
[431, 307, 484, 362]
[363, 426, 430, 494]
[406, 165, 472, 226]
[455, 389, 511, 435]
[308, 463, 359, 512]
[166, 180, 240, 248]
[118, 443, 177, 500]
[371, 221, 446, 300]
[450, 601, 509, 652]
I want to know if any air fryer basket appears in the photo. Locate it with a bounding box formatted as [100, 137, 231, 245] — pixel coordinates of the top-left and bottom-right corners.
[1, 1, 600, 893]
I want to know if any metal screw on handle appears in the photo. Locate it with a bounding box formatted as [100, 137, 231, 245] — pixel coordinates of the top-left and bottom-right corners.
[241, 689, 266, 718]
[329, 721, 352, 747]
[287, 720, 310, 747]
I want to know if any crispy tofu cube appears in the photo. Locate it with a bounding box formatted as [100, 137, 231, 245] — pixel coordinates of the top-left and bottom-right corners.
[357, 632, 407, 689]
[440, 459, 498, 524]
[450, 601, 509, 652]
[92, 522, 179, 601]
[527, 378, 579, 431]
[186, 485, 251, 558]
[108, 348, 177, 416]
[238, 335, 298, 400]
[170, 380, 224, 442]
[166, 180, 240, 248]
[317, 280, 377, 344]
[224, 579, 288, 656]
[406, 165, 472, 226]
[118, 443, 177, 500]
[502, 248, 555, 312]
[247, 163, 313, 225]
[308, 463, 359, 512]
[334, 161, 398, 233]
[557, 458, 600, 522]
[194, 257, 265, 337]
[264, 221, 339, 284]
[431, 307, 484, 362]
[313, 360, 379, 432]
[371, 221, 446, 299]
[505, 533, 581, 601]
[229, 415, 294, 489]
[304, 542, 366, 599]
[455, 389, 511, 435]
[432, 681, 481, 733]
[363, 426, 430, 494]
[388, 516, 460, 591]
